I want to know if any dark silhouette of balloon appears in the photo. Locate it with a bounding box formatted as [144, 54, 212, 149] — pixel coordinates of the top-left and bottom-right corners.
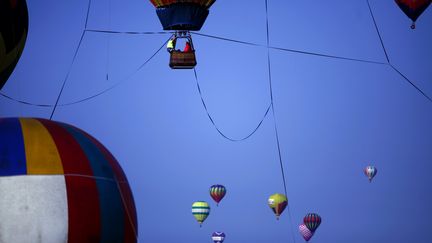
[0, 118, 138, 242]
[0, 0, 29, 89]
[303, 213, 321, 232]
[210, 184, 226, 206]
[395, 0, 431, 29]
[149, 0, 216, 30]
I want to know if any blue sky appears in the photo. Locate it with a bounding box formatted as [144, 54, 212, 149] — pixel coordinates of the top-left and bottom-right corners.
[1, 0, 432, 242]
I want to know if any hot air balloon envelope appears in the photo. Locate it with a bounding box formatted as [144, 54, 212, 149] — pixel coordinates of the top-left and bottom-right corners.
[0, 118, 138, 242]
[268, 193, 288, 219]
[364, 165, 377, 182]
[395, 0, 431, 22]
[150, 0, 216, 30]
[192, 201, 210, 226]
[299, 223, 314, 242]
[212, 231, 225, 243]
[303, 213, 321, 233]
[210, 184, 226, 205]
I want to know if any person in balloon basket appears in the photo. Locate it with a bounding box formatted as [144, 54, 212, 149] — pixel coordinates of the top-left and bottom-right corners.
[167, 36, 176, 53]
[183, 41, 192, 52]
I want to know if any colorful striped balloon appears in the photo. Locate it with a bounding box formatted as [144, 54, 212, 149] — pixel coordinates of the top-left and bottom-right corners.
[364, 165, 377, 182]
[299, 223, 313, 242]
[210, 184, 226, 206]
[212, 231, 225, 243]
[0, 118, 137, 242]
[303, 213, 321, 233]
[268, 193, 288, 220]
[192, 201, 210, 227]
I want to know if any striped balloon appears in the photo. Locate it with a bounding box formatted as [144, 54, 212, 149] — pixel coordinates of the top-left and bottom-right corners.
[364, 165, 377, 182]
[210, 184, 226, 206]
[303, 213, 321, 232]
[0, 118, 137, 242]
[192, 201, 210, 226]
[299, 223, 313, 242]
[212, 231, 225, 243]
[268, 193, 288, 220]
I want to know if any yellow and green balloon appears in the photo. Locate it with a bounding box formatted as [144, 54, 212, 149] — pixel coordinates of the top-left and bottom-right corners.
[268, 193, 288, 220]
[192, 201, 210, 227]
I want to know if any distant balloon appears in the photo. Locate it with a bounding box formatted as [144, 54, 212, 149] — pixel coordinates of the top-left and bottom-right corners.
[192, 201, 210, 227]
[210, 184, 226, 206]
[212, 231, 225, 243]
[268, 193, 288, 220]
[364, 165, 377, 182]
[149, 0, 216, 30]
[395, 0, 431, 29]
[0, 118, 138, 242]
[303, 213, 321, 232]
[0, 0, 29, 89]
[299, 223, 314, 242]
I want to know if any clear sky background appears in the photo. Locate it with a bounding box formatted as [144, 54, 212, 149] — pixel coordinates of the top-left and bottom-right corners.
[1, 0, 432, 242]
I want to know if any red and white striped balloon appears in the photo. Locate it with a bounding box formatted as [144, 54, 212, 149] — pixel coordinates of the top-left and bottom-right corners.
[299, 223, 313, 242]
[364, 165, 377, 182]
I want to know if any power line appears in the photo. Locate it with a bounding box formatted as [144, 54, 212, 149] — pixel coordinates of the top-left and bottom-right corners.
[0, 37, 168, 107]
[86, 29, 169, 35]
[193, 32, 387, 65]
[62, 39, 167, 106]
[390, 64, 432, 103]
[271, 46, 387, 65]
[49, 0, 94, 120]
[264, 0, 297, 243]
[366, 0, 390, 63]
[366, 0, 432, 104]
[49, 30, 87, 120]
[193, 68, 272, 141]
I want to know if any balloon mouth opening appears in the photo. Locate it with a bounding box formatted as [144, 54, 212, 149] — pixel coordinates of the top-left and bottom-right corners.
[411, 23, 416, 29]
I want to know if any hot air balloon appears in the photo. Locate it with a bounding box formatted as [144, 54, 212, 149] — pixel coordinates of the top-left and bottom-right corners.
[212, 231, 225, 243]
[192, 201, 210, 227]
[364, 165, 377, 182]
[210, 184, 226, 206]
[149, 0, 216, 69]
[299, 224, 314, 242]
[268, 193, 288, 220]
[0, 0, 29, 89]
[303, 213, 321, 233]
[0, 118, 138, 242]
[395, 0, 431, 29]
